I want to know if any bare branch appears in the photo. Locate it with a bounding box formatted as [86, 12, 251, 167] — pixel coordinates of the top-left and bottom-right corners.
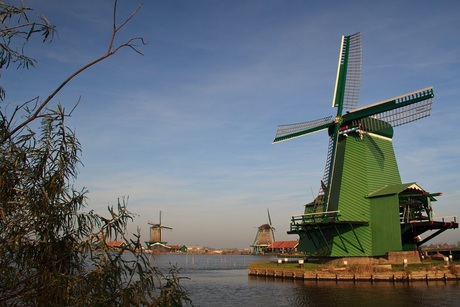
[107, 0, 143, 54]
[1, 1, 146, 144]
[116, 2, 143, 33]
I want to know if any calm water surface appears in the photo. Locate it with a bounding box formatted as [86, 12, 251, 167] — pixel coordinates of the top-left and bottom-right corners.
[149, 254, 459, 307]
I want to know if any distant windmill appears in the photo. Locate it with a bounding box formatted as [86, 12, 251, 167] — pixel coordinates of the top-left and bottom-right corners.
[251, 209, 276, 254]
[147, 210, 172, 246]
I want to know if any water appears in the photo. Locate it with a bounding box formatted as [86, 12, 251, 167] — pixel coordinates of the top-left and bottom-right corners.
[149, 254, 460, 307]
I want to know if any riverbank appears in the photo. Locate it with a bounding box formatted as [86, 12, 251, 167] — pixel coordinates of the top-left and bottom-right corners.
[248, 260, 460, 282]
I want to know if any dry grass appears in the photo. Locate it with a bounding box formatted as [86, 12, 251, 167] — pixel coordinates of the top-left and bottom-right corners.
[347, 263, 374, 274]
[448, 265, 459, 275]
[249, 259, 459, 274]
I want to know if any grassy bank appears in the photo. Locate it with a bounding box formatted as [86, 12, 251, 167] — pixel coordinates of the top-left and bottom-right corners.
[249, 259, 459, 274]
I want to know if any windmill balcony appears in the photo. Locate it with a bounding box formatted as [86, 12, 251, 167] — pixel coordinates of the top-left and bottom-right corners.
[401, 215, 457, 225]
[290, 211, 340, 231]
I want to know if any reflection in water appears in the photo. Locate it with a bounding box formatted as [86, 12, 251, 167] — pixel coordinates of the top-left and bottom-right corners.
[249, 276, 459, 307]
[147, 254, 459, 307]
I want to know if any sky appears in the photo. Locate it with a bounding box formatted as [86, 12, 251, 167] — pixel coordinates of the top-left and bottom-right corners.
[2, 0, 460, 249]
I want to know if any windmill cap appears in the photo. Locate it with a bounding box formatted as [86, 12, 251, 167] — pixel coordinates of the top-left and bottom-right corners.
[328, 117, 394, 138]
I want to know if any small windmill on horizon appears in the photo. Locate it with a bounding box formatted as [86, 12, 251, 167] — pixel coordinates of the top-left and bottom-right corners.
[251, 209, 276, 254]
[145, 210, 172, 248]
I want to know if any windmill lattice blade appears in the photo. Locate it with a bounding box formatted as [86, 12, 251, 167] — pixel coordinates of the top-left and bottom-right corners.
[372, 97, 432, 128]
[333, 32, 362, 111]
[342, 33, 362, 111]
[318, 136, 335, 200]
[345, 87, 434, 129]
[273, 116, 333, 143]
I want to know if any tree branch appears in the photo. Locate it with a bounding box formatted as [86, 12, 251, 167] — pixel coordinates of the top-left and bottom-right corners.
[1, 1, 146, 145]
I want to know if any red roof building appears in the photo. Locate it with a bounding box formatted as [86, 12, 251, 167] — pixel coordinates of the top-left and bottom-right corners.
[266, 240, 298, 253]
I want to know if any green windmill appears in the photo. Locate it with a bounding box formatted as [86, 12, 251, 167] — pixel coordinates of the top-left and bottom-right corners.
[274, 32, 457, 258]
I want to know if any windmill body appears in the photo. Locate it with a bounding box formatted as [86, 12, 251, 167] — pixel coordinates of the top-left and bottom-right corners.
[145, 211, 172, 248]
[274, 33, 458, 257]
[149, 224, 165, 243]
[295, 122, 403, 256]
[251, 209, 276, 254]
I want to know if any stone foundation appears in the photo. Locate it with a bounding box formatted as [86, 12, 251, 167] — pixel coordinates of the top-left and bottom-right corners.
[248, 267, 459, 282]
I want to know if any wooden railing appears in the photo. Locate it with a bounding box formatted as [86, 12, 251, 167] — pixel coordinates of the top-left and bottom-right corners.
[290, 211, 340, 231]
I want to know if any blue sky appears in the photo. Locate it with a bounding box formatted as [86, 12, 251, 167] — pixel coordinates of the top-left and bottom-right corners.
[3, 0, 460, 249]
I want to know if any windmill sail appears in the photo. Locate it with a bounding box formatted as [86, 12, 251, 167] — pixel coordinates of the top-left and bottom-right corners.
[267, 208, 276, 243]
[273, 33, 361, 145]
[333, 32, 362, 111]
[273, 116, 333, 143]
[344, 87, 434, 131]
